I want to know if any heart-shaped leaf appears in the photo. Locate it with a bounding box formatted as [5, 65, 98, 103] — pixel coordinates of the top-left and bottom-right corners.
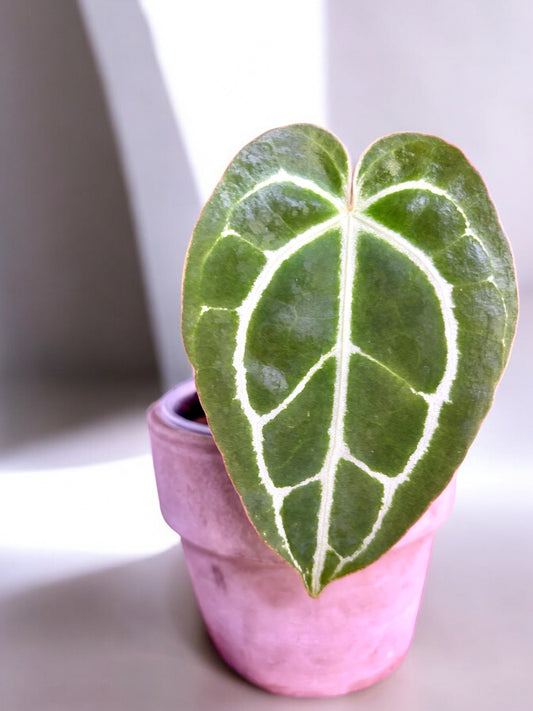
[182, 125, 518, 596]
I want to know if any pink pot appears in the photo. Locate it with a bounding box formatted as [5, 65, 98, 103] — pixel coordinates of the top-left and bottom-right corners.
[148, 380, 456, 698]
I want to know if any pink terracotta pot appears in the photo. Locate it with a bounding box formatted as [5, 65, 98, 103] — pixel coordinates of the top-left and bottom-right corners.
[148, 380, 456, 698]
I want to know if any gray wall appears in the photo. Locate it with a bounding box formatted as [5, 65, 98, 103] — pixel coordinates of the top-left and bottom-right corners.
[327, 0, 532, 290]
[1, 0, 529, 390]
[0, 0, 157, 379]
[79, 0, 201, 389]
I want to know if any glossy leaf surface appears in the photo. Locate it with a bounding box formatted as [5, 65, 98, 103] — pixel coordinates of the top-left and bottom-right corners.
[182, 125, 517, 596]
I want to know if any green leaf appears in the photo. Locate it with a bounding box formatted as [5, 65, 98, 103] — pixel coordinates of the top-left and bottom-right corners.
[182, 125, 518, 596]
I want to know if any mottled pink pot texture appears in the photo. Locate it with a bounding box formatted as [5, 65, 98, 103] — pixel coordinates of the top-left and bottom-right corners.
[148, 381, 456, 698]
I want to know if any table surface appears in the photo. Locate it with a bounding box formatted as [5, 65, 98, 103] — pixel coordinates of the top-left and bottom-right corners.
[1, 304, 532, 710]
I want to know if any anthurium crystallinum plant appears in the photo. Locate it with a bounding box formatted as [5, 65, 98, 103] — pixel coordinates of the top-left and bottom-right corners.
[148, 125, 518, 696]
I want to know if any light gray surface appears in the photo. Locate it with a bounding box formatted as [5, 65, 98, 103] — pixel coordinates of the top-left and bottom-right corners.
[0, 290, 531, 709]
[0, 376, 159, 466]
[1, 505, 531, 711]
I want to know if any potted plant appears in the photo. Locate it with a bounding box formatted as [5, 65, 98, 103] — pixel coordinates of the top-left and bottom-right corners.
[148, 125, 518, 697]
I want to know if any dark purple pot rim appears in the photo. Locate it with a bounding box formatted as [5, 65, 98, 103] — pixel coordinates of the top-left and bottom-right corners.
[160, 379, 211, 436]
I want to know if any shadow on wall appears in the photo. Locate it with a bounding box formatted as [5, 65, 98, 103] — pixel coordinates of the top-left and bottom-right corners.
[0, 0, 206, 454]
[79, 0, 202, 389]
[0, 0, 157, 381]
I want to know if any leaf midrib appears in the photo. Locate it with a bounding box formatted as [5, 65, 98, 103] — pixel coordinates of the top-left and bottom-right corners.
[310, 209, 355, 596]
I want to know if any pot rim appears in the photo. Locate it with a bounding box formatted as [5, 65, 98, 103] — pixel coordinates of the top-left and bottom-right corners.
[154, 379, 457, 547]
[160, 379, 211, 435]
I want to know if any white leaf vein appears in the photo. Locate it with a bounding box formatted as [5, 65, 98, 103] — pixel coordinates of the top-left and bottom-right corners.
[231, 176, 472, 592]
[232, 214, 342, 572]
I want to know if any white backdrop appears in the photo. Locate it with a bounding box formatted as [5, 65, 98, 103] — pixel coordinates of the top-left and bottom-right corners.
[83, 0, 531, 386]
[138, 0, 327, 203]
